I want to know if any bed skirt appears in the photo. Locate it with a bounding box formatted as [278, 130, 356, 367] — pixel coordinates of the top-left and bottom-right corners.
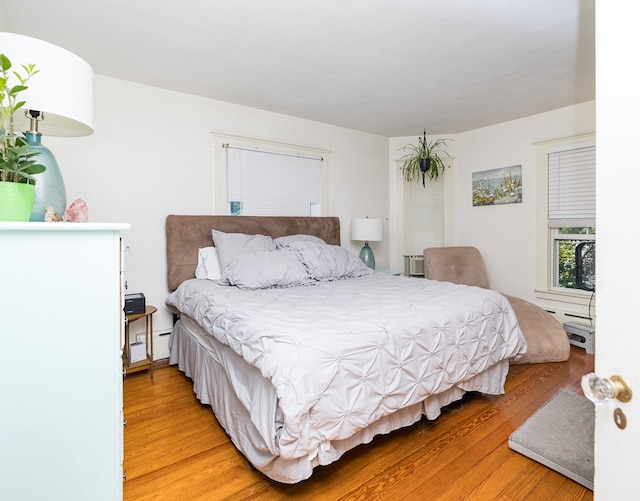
[169, 316, 509, 483]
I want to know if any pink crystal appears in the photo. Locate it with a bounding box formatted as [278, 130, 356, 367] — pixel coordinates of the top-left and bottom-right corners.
[63, 198, 89, 222]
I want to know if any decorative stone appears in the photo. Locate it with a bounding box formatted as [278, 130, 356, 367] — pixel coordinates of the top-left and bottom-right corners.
[44, 207, 63, 222]
[63, 198, 89, 222]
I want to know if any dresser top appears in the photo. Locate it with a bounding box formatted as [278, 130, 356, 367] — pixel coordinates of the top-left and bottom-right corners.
[0, 222, 130, 232]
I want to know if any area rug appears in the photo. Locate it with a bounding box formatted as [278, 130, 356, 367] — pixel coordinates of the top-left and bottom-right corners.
[508, 390, 594, 490]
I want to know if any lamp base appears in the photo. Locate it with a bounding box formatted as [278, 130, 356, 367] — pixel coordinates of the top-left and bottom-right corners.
[26, 132, 67, 222]
[359, 242, 376, 269]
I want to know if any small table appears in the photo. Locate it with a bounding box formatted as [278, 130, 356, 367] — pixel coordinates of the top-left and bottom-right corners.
[124, 305, 156, 381]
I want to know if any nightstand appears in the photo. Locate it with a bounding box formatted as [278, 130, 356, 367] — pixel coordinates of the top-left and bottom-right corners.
[124, 305, 156, 381]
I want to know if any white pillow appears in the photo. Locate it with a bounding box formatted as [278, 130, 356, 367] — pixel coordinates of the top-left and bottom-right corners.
[274, 234, 326, 248]
[224, 250, 311, 289]
[287, 241, 374, 281]
[211, 229, 276, 279]
[195, 247, 222, 281]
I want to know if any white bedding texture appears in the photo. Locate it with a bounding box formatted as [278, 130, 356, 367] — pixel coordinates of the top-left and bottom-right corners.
[166, 269, 527, 482]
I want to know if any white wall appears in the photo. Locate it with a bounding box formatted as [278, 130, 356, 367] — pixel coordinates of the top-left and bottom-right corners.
[45, 75, 390, 358]
[390, 102, 596, 307]
[451, 101, 595, 303]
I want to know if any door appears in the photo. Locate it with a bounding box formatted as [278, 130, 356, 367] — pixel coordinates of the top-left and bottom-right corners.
[594, 2, 640, 499]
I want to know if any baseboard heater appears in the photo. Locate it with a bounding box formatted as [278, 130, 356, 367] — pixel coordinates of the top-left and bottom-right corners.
[563, 321, 595, 354]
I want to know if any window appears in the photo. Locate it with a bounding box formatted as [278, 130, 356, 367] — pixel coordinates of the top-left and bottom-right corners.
[212, 133, 329, 216]
[548, 143, 596, 291]
[535, 133, 595, 305]
[553, 226, 595, 289]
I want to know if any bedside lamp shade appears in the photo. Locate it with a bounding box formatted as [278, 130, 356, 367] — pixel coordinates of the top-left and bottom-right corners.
[351, 218, 383, 269]
[0, 32, 94, 220]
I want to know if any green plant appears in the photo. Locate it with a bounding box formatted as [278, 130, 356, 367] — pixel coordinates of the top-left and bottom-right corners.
[399, 133, 452, 186]
[0, 53, 45, 184]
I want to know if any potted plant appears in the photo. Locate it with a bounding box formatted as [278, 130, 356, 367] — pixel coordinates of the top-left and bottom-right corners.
[399, 131, 452, 187]
[0, 53, 45, 221]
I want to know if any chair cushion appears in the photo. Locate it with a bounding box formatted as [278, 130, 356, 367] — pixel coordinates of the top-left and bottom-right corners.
[424, 245, 571, 364]
[504, 294, 570, 364]
[424, 246, 490, 289]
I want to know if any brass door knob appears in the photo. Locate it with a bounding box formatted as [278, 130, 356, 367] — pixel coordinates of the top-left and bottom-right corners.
[582, 372, 632, 404]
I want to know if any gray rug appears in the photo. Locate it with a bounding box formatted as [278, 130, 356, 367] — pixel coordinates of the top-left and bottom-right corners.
[508, 390, 594, 490]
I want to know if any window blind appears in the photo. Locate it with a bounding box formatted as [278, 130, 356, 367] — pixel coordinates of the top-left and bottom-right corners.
[548, 145, 595, 227]
[226, 146, 322, 216]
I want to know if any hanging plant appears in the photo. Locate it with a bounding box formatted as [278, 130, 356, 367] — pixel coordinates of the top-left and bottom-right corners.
[399, 131, 452, 186]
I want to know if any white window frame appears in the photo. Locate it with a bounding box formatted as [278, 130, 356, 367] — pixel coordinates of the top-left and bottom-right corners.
[212, 133, 330, 216]
[535, 132, 595, 308]
[550, 227, 595, 289]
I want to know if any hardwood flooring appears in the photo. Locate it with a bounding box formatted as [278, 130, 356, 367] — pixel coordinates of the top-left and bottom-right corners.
[123, 346, 594, 500]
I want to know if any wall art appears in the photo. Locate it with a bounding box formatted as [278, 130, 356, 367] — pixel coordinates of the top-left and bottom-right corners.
[472, 165, 522, 206]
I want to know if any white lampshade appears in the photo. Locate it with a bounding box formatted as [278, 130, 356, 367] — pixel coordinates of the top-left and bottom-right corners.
[0, 32, 94, 136]
[351, 218, 383, 242]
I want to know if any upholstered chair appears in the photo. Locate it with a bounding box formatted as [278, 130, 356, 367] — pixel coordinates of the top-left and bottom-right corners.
[423, 246, 570, 364]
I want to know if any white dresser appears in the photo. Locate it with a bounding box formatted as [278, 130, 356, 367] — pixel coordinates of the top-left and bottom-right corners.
[0, 222, 129, 501]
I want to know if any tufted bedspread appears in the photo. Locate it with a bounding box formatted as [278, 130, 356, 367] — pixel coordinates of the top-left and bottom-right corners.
[166, 271, 526, 481]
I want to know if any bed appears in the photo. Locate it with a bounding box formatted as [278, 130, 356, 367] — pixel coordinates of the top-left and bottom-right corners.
[165, 215, 527, 483]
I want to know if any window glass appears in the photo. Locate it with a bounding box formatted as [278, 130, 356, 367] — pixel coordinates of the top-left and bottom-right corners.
[547, 144, 595, 293]
[553, 227, 595, 290]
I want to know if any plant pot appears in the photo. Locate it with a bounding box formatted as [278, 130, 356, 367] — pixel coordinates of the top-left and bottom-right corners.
[0, 182, 36, 222]
[419, 158, 431, 187]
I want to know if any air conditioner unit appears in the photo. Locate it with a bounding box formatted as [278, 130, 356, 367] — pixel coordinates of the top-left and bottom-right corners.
[403, 255, 425, 277]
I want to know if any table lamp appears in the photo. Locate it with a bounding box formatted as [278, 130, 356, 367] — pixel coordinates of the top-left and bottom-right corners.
[351, 217, 383, 269]
[0, 32, 94, 221]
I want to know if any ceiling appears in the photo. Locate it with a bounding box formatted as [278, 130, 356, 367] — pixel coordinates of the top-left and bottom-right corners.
[1, 0, 595, 137]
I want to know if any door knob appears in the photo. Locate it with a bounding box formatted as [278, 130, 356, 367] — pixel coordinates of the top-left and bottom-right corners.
[582, 372, 632, 404]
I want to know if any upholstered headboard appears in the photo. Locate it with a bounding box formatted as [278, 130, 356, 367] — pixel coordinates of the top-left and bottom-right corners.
[165, 215, 341, 291]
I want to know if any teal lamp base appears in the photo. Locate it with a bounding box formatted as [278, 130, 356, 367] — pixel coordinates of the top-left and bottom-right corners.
[359, 242, 376, 269]
[26, 132, 67, 221]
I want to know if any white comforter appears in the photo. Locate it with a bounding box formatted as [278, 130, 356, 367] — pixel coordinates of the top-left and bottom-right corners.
[166, 273, 526, 463]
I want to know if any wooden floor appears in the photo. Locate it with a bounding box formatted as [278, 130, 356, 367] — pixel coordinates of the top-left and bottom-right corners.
[123, 346, 594, 501]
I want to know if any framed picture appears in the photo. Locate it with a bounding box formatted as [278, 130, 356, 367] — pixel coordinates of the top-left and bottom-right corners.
[229, 201, 243, 215]
[472, 165, 522, 206]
